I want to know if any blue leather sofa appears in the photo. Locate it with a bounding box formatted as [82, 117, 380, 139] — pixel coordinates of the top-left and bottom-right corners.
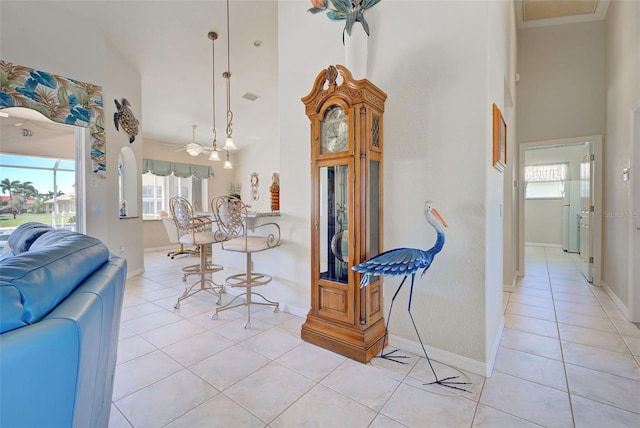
[0, 223, 127, 428]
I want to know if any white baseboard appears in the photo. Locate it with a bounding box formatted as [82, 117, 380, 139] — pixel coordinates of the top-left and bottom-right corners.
[600, 280, 631, 319]
[525, 242, 562, 248]
[485, 317, 505, 377]
[503, 274, 517, 292]
[388, 334, 488, 378]
[126, 266, 145, 278]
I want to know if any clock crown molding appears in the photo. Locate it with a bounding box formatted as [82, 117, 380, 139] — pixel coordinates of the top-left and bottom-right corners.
[301, 65, 387, 117]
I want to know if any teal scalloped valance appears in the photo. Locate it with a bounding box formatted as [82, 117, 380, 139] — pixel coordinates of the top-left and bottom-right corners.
[142, 159, 214, 179]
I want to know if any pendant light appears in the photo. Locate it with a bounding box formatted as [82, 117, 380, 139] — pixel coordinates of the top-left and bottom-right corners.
[185, 124, 203, 156]
[222, 0, 237, 152]
[223, 150, 233, 169]
[208, 31, 221, 161]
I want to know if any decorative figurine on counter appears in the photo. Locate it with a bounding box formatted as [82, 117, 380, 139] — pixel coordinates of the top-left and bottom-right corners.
[353, 201, 470, 392]
[113, 98, 139, 144]
[250, 172, 259, 201]
[119, 200, 127, 217]
[270, 172, 280, 212]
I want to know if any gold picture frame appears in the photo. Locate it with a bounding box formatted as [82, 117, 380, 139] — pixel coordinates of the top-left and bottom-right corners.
[492, 103, 506, 172]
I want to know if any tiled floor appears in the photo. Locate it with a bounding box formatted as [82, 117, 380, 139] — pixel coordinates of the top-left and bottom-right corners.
[109, 246, 640, 427]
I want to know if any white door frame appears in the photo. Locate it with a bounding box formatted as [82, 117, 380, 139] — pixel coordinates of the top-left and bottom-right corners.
[629, 103, 640, 321]
[518, 135, 603, 284]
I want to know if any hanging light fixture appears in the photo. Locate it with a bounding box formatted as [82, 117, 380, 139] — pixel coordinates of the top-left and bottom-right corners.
[208, 31, 221, 161]
[223, 150, 233, 169]
[222, 0, 238, 151]
[186, 124, 203, 156]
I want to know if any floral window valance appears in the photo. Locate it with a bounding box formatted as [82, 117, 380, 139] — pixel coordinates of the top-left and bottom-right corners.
[0, 60, 105, 175]
[142, 159, 214, 179]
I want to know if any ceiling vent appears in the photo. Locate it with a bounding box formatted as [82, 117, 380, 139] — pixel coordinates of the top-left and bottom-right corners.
[242, 92, 260, 102]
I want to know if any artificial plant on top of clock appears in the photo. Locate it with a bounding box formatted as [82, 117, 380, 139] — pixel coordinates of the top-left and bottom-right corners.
[308, 0, 382, 42]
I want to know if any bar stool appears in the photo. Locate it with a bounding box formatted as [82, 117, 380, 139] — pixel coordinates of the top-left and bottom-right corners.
[210, 195, 280, 328]
[169, 197, 224, 309]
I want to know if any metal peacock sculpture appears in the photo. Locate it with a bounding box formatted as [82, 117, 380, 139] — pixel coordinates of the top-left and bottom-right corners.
[353, 200, 470, 392]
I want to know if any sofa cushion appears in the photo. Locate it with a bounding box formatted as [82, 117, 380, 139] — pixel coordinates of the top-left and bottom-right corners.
[7, 222, 54, 255]
[0, 229, 109, 333]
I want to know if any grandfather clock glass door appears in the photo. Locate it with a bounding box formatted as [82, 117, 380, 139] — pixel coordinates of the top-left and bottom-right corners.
[316, 161, 354, 323]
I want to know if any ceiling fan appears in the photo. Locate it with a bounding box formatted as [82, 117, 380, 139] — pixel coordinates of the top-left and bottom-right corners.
[164, 124, 220, 159]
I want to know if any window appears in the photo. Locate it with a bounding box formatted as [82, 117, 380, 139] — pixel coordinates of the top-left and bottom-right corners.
[524, 163, 568, 199]
[142, 173, 207, 219]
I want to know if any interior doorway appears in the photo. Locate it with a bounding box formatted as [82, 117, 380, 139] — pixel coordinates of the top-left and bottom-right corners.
[518, 135, 603, 284]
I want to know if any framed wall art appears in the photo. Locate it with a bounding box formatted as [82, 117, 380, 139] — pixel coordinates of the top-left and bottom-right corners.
[492, 103, 506, 172]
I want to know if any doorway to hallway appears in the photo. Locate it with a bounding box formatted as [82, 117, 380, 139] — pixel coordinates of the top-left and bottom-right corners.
[518, 136, 603, 284]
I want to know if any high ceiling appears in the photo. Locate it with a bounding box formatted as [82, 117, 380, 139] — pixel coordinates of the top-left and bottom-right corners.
[1, 1, 611, 151]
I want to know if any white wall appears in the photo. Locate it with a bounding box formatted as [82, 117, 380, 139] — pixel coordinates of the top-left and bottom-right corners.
[517, 21, 606, 144]
[604, 0, 639, 313]
[278, 0, 515, 374]
[1, 2, 145, 275]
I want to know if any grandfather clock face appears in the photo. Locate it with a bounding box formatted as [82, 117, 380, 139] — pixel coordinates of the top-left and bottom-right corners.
[320, 105, 348, 154]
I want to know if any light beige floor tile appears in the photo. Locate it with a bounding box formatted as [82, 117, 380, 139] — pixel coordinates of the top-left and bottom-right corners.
[558, 323, 629, 353]
[571, 394, 640, 428]
[139, 318, 206, 349]
[224, 362, 315, 423]
[321, 358, 400, 411]
[189, 344, 269, 391]
[251, 306, 296, 325]
[109, 405, 132, 428]
[553, 291, 600, 305]
[136, 286, 181, 302]
[565, 363, 640, 414]
[508, 293, 554, 309]
[278, 315, 306, 334]
[276, 341, 347, 382]
[556, 311, 616, 333]
[380, 383, 477, 428]
[112, 350, 183, 401]
[553, 299, 607, 318]
[513, 287, 552, 299]
[561, 341, 640, 380]
[121, 293, 147, 309]
[211, 317, 270, 342]
[240, 326, 303, 360]
[603, 305, 631, 321]
[164, 394, 264, 428]
[499, 328, 563, 360]
[472, 404, 542, 427]
[624, 335, 640, 356]
[404, 358, 483, 400]
[504, 313, 559, 338]
[117, 335, 157, 365]
[116, 369, 217, 427]
[506, 302, 556, 321]
[118, 324, 136, 341]
[493, 346, 567, 391]
[612, 318, 640, 339]
[368, 413, 407, 428]
[122, 310, 184, 334]
[479, 371, 573, 428]
[161, 330, 234, 367]
[120, 301, 164, 322]
[368, 348, 420, 382]
[270, 384, 377, 428]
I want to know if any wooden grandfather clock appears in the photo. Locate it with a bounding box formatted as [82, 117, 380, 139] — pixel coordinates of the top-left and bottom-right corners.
[300, 65, 387, 363]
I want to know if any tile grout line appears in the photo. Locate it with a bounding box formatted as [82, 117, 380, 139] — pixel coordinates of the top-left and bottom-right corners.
[544, 247, 577, 428]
